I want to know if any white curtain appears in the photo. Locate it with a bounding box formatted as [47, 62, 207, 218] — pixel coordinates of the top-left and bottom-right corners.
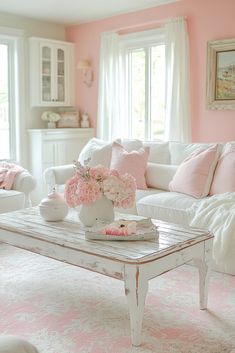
[97, 32, 127, 140]
[164, 17, 191, 143]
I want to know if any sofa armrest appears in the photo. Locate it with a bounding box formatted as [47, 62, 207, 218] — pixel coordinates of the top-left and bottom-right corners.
[13, 170, 37, 194]
[12, 170, 37, 208]
[43, 164, 75, 192]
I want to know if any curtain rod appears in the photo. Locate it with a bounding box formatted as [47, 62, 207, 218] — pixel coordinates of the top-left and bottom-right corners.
[108, 16, 187, 35]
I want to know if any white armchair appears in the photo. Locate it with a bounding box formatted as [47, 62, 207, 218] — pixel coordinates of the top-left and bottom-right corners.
[0, 168, 36, 213]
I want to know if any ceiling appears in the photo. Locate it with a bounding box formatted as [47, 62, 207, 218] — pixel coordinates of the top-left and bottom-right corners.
[0, 0, 179, 25]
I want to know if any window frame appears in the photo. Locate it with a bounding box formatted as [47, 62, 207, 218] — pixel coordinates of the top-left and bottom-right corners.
[120, 28, 165, 141]
[0, 27, 24, 162]
[0, 37, 16, 160]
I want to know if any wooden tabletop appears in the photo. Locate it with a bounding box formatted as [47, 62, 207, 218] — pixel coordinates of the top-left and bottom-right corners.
[0, 208, 213, 264]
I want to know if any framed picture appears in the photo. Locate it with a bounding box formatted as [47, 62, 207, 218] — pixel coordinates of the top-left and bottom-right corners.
[206, 38, 235, 109]
[57, 111, 80, 128]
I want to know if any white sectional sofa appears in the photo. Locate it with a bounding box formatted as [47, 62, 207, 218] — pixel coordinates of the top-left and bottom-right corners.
[43, 138, 235, 276]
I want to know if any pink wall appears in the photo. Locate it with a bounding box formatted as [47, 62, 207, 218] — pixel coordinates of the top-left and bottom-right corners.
[66, 0, 235, 142]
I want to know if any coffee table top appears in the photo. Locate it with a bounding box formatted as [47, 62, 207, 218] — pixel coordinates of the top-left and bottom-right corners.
[0, 207, 213, 264]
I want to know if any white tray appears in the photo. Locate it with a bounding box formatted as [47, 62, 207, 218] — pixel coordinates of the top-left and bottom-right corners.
[85, 218, 159, 241]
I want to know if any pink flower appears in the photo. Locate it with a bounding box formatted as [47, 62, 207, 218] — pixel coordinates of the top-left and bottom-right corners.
[64, 161, 136, 208]
[64, 174, 81, 207]
[89, 165, 110, 182]
[109, 169, 120, 177]
[76, 179, 102, 205]
[103, 173, 136, 208]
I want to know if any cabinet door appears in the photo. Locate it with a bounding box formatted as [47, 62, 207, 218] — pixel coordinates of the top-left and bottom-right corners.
[41, 44, 53, 103]
[40, 43, 67, 104]
[55, 46, 66, 103]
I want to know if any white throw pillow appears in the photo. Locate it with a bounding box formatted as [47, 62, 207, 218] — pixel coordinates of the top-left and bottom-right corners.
[146, 163, 178, 190]
[144, 141, 170, 164]
[78, 138, 121, 168]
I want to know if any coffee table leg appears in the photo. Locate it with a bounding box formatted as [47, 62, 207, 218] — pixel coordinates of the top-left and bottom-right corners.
[124, 265, 148, 346]
[195, 240, 213, 310]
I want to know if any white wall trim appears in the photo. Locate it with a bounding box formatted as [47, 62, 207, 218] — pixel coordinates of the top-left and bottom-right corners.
[0, 26, 24, 37]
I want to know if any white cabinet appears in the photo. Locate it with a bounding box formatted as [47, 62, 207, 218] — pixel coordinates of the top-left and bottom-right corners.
[28, 128, 94, 204]
[29, 37, 74, 107]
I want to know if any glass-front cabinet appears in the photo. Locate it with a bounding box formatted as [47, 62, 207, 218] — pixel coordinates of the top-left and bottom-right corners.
[29, 37, 74, 107]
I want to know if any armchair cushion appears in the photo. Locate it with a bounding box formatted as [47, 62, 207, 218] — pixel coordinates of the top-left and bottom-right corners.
[0, 163, 36, 212]
[0, 189, 25, 213]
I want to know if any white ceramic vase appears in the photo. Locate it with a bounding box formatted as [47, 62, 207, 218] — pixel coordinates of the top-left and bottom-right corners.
[48, 121, 56, 129]
[79, 195, 114, 227]
[39, 189, 68, 221]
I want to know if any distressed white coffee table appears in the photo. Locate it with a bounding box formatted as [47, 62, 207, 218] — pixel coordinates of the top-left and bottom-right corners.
[0, 208, 213, 346]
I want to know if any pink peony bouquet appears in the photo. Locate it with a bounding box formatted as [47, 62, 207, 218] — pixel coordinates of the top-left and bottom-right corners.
[64, 160, 136, 208]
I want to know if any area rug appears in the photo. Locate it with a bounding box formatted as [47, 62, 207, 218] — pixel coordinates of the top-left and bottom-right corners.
[0, 244, 234, 353]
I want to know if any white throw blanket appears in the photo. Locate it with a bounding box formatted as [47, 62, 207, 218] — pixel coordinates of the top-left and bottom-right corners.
[187, 193, 235, 267]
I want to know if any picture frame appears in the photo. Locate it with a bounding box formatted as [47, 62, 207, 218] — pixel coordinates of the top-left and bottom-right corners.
[206, 38, 235, 110]
[57, 111, 80, 128]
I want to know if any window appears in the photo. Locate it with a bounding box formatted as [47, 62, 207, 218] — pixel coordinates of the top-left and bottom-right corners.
[121, 29, 165, 140]
[0, 35, 18, 160]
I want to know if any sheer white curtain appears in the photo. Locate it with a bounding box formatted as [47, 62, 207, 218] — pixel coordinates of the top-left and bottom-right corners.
[164, 17, 191, 143]
[97, 32, 127, 140]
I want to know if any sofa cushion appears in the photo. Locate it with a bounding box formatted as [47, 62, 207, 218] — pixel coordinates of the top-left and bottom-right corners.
[110, 142, 149, 189]
[0, 190, 25, 213]
[210, 143, 235, 195]
[144, 141, 170, 164]
[121, 139, 143, 152]
[146, 163, 177, 191]
[116, 188, 163, 215]
[169, 145, 220, 198]
[137, 191, 201, 225]
[169, 141, 215, 165]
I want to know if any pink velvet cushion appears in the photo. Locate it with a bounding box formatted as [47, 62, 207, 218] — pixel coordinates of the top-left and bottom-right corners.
[169, 145, 220, 198]
[110, 142, 149, 189]
[210, 143, 235, 195]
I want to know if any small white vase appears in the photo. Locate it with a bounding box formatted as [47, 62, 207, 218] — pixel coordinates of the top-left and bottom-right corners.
[79, 195, 114, 227]
[39, 190, 68, 221]
[48, 121, 56, 129]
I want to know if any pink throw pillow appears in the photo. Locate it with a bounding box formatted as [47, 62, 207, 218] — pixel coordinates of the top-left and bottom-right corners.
[169, 145, 220, 198]
[210, 143, 235, 195]
[110, 142, 149, 189]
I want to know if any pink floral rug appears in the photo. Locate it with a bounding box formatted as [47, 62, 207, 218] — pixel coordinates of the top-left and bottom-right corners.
[0, 244, 234, 353]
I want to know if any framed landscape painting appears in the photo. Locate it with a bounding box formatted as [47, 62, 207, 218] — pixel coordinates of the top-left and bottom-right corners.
[206, 38, 235, 109]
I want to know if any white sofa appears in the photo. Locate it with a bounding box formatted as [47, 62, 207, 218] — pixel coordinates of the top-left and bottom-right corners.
[43, 138, 235, 276]
[0, 169, 36, 213]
